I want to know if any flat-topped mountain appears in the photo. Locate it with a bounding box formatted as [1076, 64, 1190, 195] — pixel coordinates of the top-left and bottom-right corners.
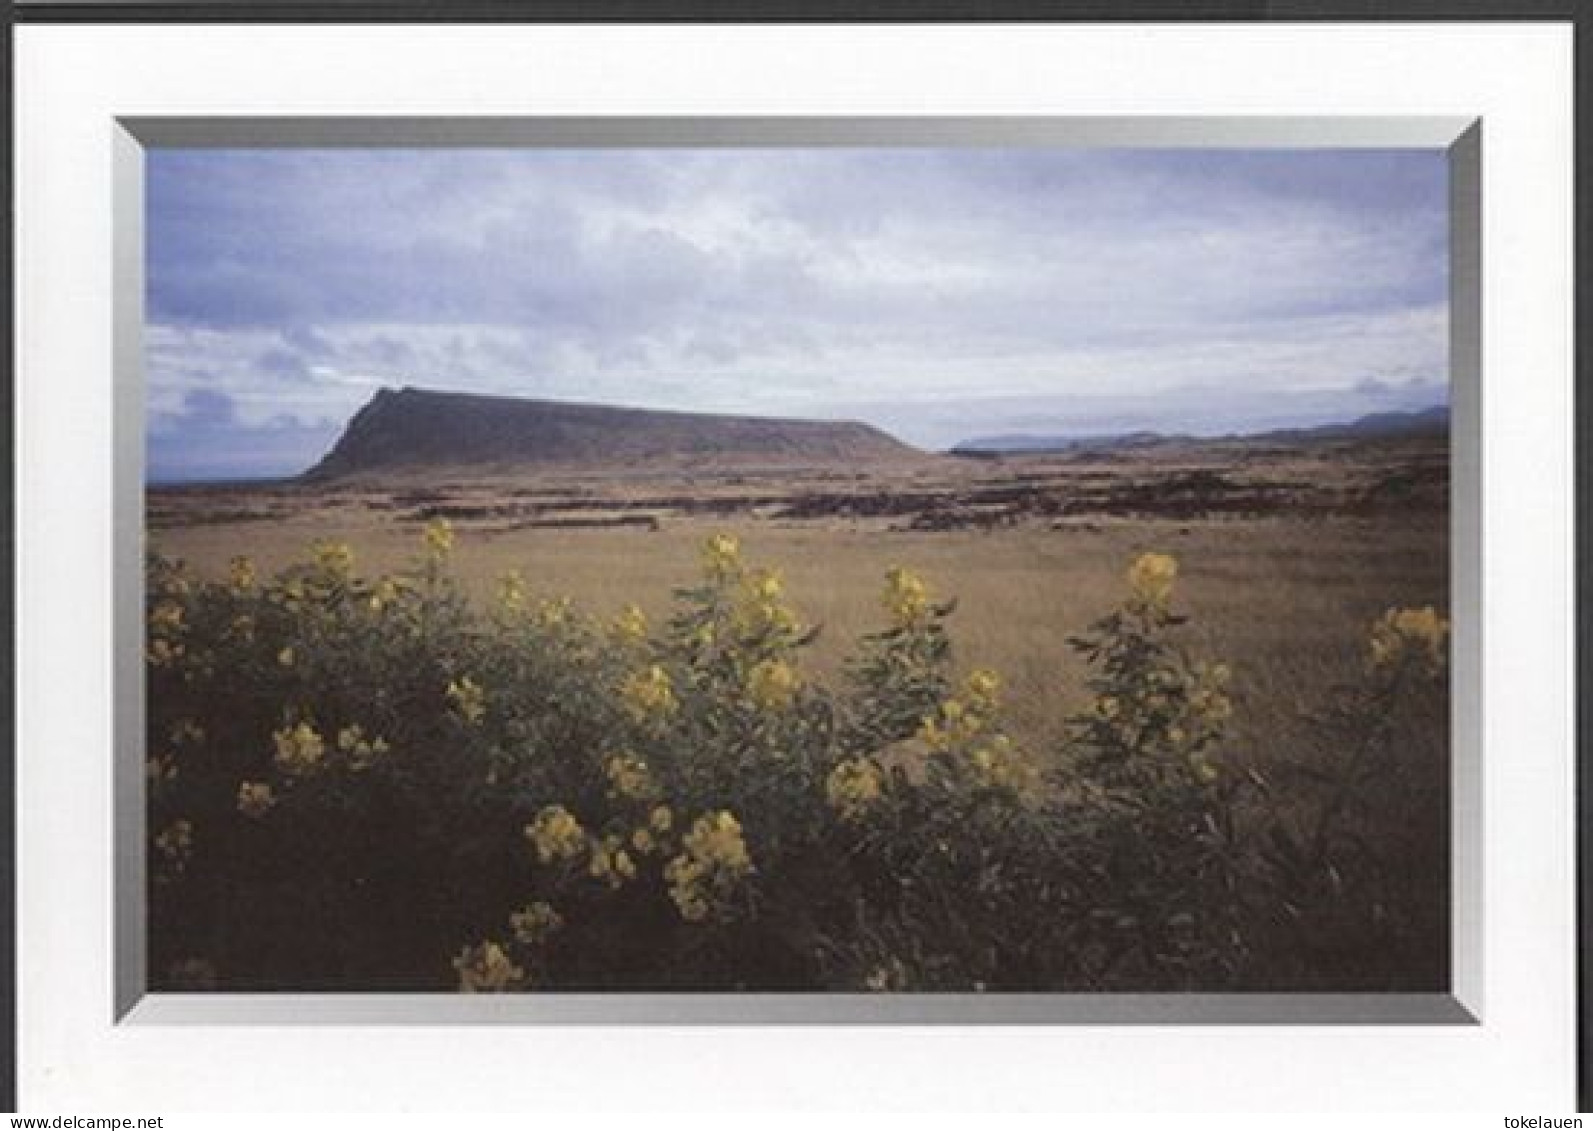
[302, 386, 920, 481]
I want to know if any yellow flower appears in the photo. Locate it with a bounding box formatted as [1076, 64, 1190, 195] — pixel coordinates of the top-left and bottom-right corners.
[732, 569, 801, 640]
[700, 533, 742, 581]
[963, 668, 1001, 714]
[664, 811, 752, 922]
[967, 735, 1039, 796]
[154, 819, 194, 869]
[228, 555, 256, 593]
[1197, 661, 1231, 686]
[622, 665, 678, 722]
[525, 805, 587, 864]
[369, 577, 400, 614]
[497, 570, 526, 614]
[745, 567, 783, 602]
[736, 596, 800, 639]
[535, 596, 571, 629]
[236, 781, 276, 818]
[682, 811, 751, 873]
[825, 758, 884, 821]
[918, 698, 983, 752]
[277, 646, 295, 668]
[665, 863, 711, 922]
[1127, 552, 1178, 608]
[272, 721, 326, 776]
[452, 940, 524, 993]
[882, 566, 931, 626]
[509, 901, 564, 946]
[147, 598, 188, 668]
[747, 658, 801, 712]
[630, 827, 657, 854]
[336, 724, 387, 770]
[149, 599, 185, 635]
[612, 603, 648, 643]
[1369, 605, 1449, 673]
[313, 540, 355, 580]
[588, 835, 638, 888]
[649, 805, 674, 834]
[423, 517, 455, 559]
[146, 637, 185, 668]
[605, 752, 658, 802]
[447, 676, 487, 725]
[1190, 675, 1233, 724]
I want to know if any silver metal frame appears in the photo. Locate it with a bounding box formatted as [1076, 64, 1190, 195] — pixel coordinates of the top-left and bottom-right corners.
[113, 115, 1482, 1025]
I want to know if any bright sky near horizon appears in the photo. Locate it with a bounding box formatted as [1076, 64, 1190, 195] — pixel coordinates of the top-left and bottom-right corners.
[146, 147, 1449, 482]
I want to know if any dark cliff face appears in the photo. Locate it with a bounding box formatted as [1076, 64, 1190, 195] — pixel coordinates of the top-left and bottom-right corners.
[301, 387, 918, 481]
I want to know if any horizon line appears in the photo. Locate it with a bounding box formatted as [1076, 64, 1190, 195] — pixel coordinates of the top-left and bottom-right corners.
[147, 398, 1451, 487]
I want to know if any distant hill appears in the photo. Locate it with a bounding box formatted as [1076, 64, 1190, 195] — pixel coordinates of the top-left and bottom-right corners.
[303, 386, 919, 481]
[1247, 405, 1450, 444]
[952, 430, 1174, 455]
[952, 405, 1449, 456]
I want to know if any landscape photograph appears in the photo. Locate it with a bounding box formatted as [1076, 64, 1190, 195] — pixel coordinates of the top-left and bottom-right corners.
[143, 144, 1451, 994]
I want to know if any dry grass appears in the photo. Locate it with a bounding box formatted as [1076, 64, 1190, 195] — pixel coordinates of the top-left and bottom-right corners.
[149, 506, 1447, 776]
[148, 441, 1452, 991]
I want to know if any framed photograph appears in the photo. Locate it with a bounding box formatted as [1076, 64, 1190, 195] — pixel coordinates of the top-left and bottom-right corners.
[13, 13, 1578, 1113]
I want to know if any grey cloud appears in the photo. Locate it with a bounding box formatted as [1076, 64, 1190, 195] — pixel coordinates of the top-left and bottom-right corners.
[256, 347, 314, 382]
[175, 387, 236, 426]
[149, 385, 342, 483]
[146, 147, 1451, 479]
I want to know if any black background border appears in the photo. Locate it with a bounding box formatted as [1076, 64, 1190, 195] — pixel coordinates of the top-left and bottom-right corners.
[3, 0, 1586, 1114]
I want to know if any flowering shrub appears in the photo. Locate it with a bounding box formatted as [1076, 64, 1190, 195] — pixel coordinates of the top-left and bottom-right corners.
[145, 526, 1447, 992]
[1247, 600, 1452, 988]
[1061, 556, 1248, 982]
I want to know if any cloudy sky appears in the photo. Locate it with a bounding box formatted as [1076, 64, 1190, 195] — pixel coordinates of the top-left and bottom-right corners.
[146, 147, 1448, 481]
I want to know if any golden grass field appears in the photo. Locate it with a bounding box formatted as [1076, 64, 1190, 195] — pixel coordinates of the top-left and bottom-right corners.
[148, 437, 1448, 778]
[146, 435, 1452, 992]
